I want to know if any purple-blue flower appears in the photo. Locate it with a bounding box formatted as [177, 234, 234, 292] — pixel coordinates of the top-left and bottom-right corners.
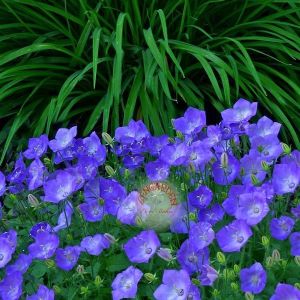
[221, 99, 257, 124]
[49, 126, 77, 152]
[272, 163, 300, 195]
[188, 185, 213, 209]
[0, 171, 5, 196]
[0, 229, 17, 253]
[247, 116, 281, 140]
[79, 199, 105, 222]
[26, 285, 54, 300]
[270, 283, 300, 300]
[82, 131, 106, 165]
[43, 170, 77, 203]
[177, 239, 209, 274]
[198, 204, 224, 225]
[160, 142, 188, 166]
[111, 266, 143, 300]
[154, 269, 192, 300]
[29, 222, 52, 239]
[24, 134, 48, 159]
[240, 262, 267, 294]
[0, 238, 14, 268]
[199, 264, 218, 286]
[124, 230, 160, 263]
[80, 234, 110, 256]
[6, 254, 32, 275]
[216, 220, 253, 252]
[145, 160, 170, 181]
[28, 231, 59, 259]
[189, 222, 215, 250]
[270, 216, 295, 240]
[0, 271, 23, 300]
[53, 202, 74, 232]
[290, 232, 300, 256]
[173, 107, 206, 135]
[27, 158, 45, 190]
[55, 245, 81, 271]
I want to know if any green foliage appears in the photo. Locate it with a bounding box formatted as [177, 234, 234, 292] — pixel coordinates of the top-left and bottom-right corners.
[1, 0, 300, 163]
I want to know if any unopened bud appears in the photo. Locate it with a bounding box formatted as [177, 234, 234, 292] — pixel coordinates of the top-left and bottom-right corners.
[261, 236, 269, 248]
[231, 282, 239, 291]
[105, 165, 115, 177]
[281, 143, 291, 155]
[94, 275, 104, 287]
[223, 269, 234, 281]
[135, 215, 144, 227]
[251, 174, 260, 185]
[266, 256, 274, 268]
[45, 259, 55, 268]
[245, 292, 254, 300]
[98, 198, 105, 206]
[191, 278, 201, 287]
[212, 289, 220, 297]
[76, 265, 85, 274]
[53, 285, 61, 294]
[9, 194, 17, 201]
[104, 233, 117, 244]
[144, 273, 157, 283]
[294, 256, 300, 266]
[294, 283, 300, 290]
[176, 131, 184, 139]
[221, 152, 229, 168]
[261, 161, 269, 171]
[157, 248, 173, 262]
[80, 287, 89, 295]
[272, 249, 281, 262]
[102, 132, 114, 145]
[43, 157, 51, 168]
[189, 212, 197, 221]
[66, 234, 73, 242]
[124, 168, 130, 178]
[233, 264, 240, 274]
[216, 252, 226, 265]
[27, 194, 39, 208]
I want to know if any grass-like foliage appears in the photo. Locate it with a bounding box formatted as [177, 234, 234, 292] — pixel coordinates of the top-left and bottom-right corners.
[1, 0, 300, 163]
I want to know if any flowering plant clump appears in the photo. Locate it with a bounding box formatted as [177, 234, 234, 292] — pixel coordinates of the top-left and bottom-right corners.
[1, 98, 300, 299]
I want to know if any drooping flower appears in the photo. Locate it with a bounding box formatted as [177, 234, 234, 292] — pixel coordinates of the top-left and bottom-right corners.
[115, 120, 150, 145]
[6, 254, 32, 275]
[221, 99, 257, 124]
[189, 222, 215, 250]
[153, 269, 192, 300]
[111, 266, 143, 300]
[234, 192, 269, 226]
[80, 234, 110, 256]
[199, 264, 219, 286]
[27, 158, 45, 190]
[270, 216, 295, 240]
[173, 107, 206, 135]
[23, 134, 48, 159]
[55, 245, 81, 271]
[124, 230, 160, 263]
[28, 231, 59, 259]
[145, 160, 170, 181]
[272, 163, 300, 195]
[26, 285, 55, 300]
[212, 154, 240, 185]
[290, 232, 300, 256]
[49, 126, 77, 152]
[117, 191, 150, 225]
[7, 154, 27, 188]
[0, 271, 23, 300]
[216, 220, 253, 252]
[188, 185, 213, 209]
[160, 142, 188, 166]
[177, 239, 209, 274]
[43, 170, 77, 203]
[53, 202, 74, 232]
[270, 283, 300, 300]
[240, 262, 267, 294]
[157, 248, 173, 262]
[198, 204, 224, 225]
[79, 199, 105, 222]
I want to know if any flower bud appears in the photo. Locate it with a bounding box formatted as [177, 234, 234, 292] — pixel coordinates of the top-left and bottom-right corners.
[102, 132, 114, 146]
[261, 161, 269, 171]
[43, 157, 52, 168]
[144, 273, 157, 283]
[94, 275, 104, 287]
[212, 289, 220, 297]
[251, 174, 260, 185]
[231, 282, 239, 292]
[66, 234, 73, 242]
[124, 168, 131, 179]
[45, 259, 55, 268]
[9, 194, 17, 201]
[217, 252, 226, 265]
[281, 142, 291, 155]
[245, 292, 254, 300]
[176, 131, 184, 140]
[294, 283, 300, 290]
[27, 194, 39, 208]
[261, 236, 269, 248]
[53, 285, 61, 294]
[266, 256, 274, 268]
[221, 152, 229, 169]
[80, 287, 89, 295]
[233, 264, 240, 274]
[189, 212, 197, 221]
[294, 256, 300, 266]
[76, 265, 85, 274]
[272, 249, 281, 262]
[135, 215, 144, 227]
[157, 248, 173, 262]
[104, 233, 117, 244]
[105, 165, 115, 177]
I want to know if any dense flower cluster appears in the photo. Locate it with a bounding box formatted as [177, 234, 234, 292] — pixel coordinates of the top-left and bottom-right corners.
[0, 99, 300, 299]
